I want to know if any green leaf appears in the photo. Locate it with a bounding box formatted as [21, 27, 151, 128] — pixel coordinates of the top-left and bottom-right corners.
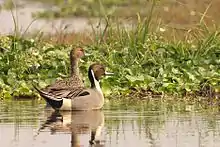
[125, 75, 144, 83]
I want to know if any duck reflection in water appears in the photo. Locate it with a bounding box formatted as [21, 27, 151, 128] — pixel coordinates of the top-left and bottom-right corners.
[36, 110, 105, 147]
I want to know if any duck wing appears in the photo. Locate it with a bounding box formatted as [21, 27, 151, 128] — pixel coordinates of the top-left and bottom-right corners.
[44, 75, 84, 91]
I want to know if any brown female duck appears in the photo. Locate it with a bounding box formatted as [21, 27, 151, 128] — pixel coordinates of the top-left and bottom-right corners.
[42, 47, 85, 97]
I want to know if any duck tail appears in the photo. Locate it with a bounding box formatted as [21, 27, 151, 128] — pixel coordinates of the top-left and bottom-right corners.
[32, 84, 63, 110]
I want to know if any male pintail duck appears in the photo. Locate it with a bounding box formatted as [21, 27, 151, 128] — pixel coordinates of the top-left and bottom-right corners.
[33, 63, 113, 111]
[42, 47, 85, 97]
[35, 110, 104, 146]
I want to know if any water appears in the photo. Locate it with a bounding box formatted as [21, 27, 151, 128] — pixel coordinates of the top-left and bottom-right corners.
[0, 0, 97, 34]
[1, 0, 220, 35]
[1, 100, 220, 147]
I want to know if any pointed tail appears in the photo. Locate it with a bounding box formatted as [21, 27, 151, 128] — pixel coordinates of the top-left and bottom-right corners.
[32, 84, 63, 110]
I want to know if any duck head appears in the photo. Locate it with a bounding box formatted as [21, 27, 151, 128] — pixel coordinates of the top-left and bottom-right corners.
[88, 63, 113, 88]
[71, 47, 85, 59]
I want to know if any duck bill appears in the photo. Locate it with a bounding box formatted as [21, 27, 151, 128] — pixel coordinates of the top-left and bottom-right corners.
[105, 71, 114, 76]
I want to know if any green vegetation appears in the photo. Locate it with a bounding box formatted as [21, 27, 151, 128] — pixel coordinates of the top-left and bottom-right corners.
[88, 20, 220, 99]
[0, 14, 219, 100]
[0, 35, 80, 98]
[0, 0, 219, 100]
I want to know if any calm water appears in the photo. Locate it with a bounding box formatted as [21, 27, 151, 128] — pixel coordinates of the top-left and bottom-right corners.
[0, 0, 96, 34]
[1, 100, 220, 147]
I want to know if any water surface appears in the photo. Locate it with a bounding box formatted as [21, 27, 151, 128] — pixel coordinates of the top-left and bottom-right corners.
[1, 0, 220, 35]
[0, 100, 220, 147]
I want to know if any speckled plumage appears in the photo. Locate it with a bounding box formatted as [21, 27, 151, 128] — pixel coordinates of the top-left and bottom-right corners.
[42, 47, 85, 98]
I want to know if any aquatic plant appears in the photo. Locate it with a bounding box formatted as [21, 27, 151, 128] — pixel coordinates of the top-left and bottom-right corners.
[0, 36, 77, 98]
[0, 0, 220, 100]
[0, 15, 219, 100]
[87, 19, 220, 99]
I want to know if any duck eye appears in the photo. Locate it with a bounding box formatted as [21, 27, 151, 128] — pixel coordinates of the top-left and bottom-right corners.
[79, 48, 84, 52]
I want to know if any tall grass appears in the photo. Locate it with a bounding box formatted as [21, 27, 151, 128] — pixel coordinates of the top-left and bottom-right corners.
[83, 13, 220, 98]
[0, 1, 219, 100]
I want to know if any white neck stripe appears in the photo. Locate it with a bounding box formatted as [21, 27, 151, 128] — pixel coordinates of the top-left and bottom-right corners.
[91, 70, 103, 95]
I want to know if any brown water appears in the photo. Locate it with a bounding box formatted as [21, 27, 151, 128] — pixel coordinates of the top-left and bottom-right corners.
[1, 100, 220, 147]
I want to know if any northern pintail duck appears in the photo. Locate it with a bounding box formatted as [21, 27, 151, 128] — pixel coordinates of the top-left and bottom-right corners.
[35, 110, 104, 146]
[42, 47, 85, 97]
[33, 63, 113, 111]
